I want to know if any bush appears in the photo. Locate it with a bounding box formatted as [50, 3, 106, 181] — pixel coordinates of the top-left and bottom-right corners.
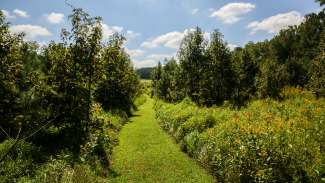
[155, 87, 325, 182]
[0, 140, 39, 183]
[134, 94, 148, 108]
[0, 102, 127, 182]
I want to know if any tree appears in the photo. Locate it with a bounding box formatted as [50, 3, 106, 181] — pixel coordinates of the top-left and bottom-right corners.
[136, 67, 154, 79]
[256, 59, 290, 98]
[95, 34, 140, 115]
[0, 11, 24, 140]
[308, 31, 325, 97]
[152, 61, 163, 97]
[231, 47, 258, 106]
[203, 29, 234, 106]
[43, 8, 103, 153]
[179, 27, 206, 103]
[160, 58, 184, 102]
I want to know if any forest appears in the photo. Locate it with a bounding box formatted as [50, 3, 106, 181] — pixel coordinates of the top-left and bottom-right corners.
[0, 0, 324, 182]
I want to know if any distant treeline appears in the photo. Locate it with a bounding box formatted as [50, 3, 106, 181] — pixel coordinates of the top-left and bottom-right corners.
[136, 67, 154, 79]
[152, 9, 325, 107]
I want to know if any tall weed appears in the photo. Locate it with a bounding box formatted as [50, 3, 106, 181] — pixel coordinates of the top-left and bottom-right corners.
[156, 88, 325, 182]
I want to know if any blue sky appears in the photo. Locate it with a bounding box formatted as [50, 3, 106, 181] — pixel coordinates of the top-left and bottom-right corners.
[1, 0, 321, 68]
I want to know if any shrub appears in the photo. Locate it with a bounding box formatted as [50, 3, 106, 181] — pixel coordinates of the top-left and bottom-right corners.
[134, 94, 148, 108]
[0, 140, 39, 183]
[155, 87, 325, 182]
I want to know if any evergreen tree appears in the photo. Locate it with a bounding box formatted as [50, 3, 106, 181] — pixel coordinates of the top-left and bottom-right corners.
[203, 30, 234, 105]
[179, 27, 206, 103]
[162, 58, 184, 102]
[231, 47, 258, 106]
[152, 61, 163, 98]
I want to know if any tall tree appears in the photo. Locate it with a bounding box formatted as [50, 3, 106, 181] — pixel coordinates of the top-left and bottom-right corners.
[0, 11, 24, 140]
[179, 27, 206, 103]
[231, 47, 258, 106]
[95, 34, 140, 115]
[44, 8, 103, 152]
[152, 61, 163, 98]
[203, 29, 234, 105]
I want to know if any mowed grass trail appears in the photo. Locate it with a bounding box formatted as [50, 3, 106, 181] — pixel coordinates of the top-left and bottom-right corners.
[109, 98, 214, 183]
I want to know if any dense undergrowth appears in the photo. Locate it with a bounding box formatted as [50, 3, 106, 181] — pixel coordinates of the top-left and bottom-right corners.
[0, 103, 128, 183]
[155, 87, 325, 182]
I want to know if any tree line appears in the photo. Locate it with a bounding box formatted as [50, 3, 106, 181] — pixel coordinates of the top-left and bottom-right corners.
[0, 8, 140, 156]
[152, 7, 325, 107]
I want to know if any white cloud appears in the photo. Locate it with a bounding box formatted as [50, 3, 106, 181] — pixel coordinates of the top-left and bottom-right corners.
[247, 11, 304, 35]
[101, 23, 124, 40]
[9, 24, 52, 40]
[203, 32, 210, 41]
[191, 8, 199, 15]
[1, 10, 15, 19]
[126, 30, 140, 40]
[133, 52, 176, 68]
[101, 23, 140, 42]
[228, 44, 239, 51]
[141, 31, 184, 49]
[146, 53, 174, 60]
[141, 29, 209, 49]
[46, 12, 64, 24]
[210, 2, 256, 24]
[13, 9, 29, 18]
[125, 48, 145, 58]
[133, 59, 158, 68]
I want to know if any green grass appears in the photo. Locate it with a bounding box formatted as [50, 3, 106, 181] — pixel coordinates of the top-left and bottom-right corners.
[109, 97, 214, 183]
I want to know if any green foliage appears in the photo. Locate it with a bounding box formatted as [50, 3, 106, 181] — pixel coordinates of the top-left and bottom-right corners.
[0, 140, 39, 183]
[0, 7, 139, 182]
[202, 29, 234, 105]
[134, 94, 148, 107]
[0, 11, 24, 140]
[256, 58, 290, 98]
[231, 47, 258, 106]
[95, 34, 140, 115]
[151, 61, 163, 97]
[152, 58, 184, 102]
[179, 27, 206, 103]
[41, 8, 105, 152]
[139, 80, 152, 95]
[152, 10, 325, 106]
[308, 30, 325, 97]
[156, 87, 325, 182]
[0, 103, 127, 183]
[136, 67, 154, 80]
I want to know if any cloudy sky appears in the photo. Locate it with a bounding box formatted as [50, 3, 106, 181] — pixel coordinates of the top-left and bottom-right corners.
[1, 0, 321, 68]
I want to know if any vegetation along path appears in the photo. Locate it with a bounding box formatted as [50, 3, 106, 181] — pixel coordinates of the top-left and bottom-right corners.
[110, 98, 214, 183]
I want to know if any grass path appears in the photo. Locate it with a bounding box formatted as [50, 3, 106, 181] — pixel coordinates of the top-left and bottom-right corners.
[109, 98, 214, 183]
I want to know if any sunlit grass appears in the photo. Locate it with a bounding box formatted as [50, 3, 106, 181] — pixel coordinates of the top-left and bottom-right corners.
[110, 97, 214, 183]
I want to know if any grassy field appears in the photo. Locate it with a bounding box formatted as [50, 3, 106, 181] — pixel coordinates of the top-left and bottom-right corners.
[109, 97, 214, 183]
